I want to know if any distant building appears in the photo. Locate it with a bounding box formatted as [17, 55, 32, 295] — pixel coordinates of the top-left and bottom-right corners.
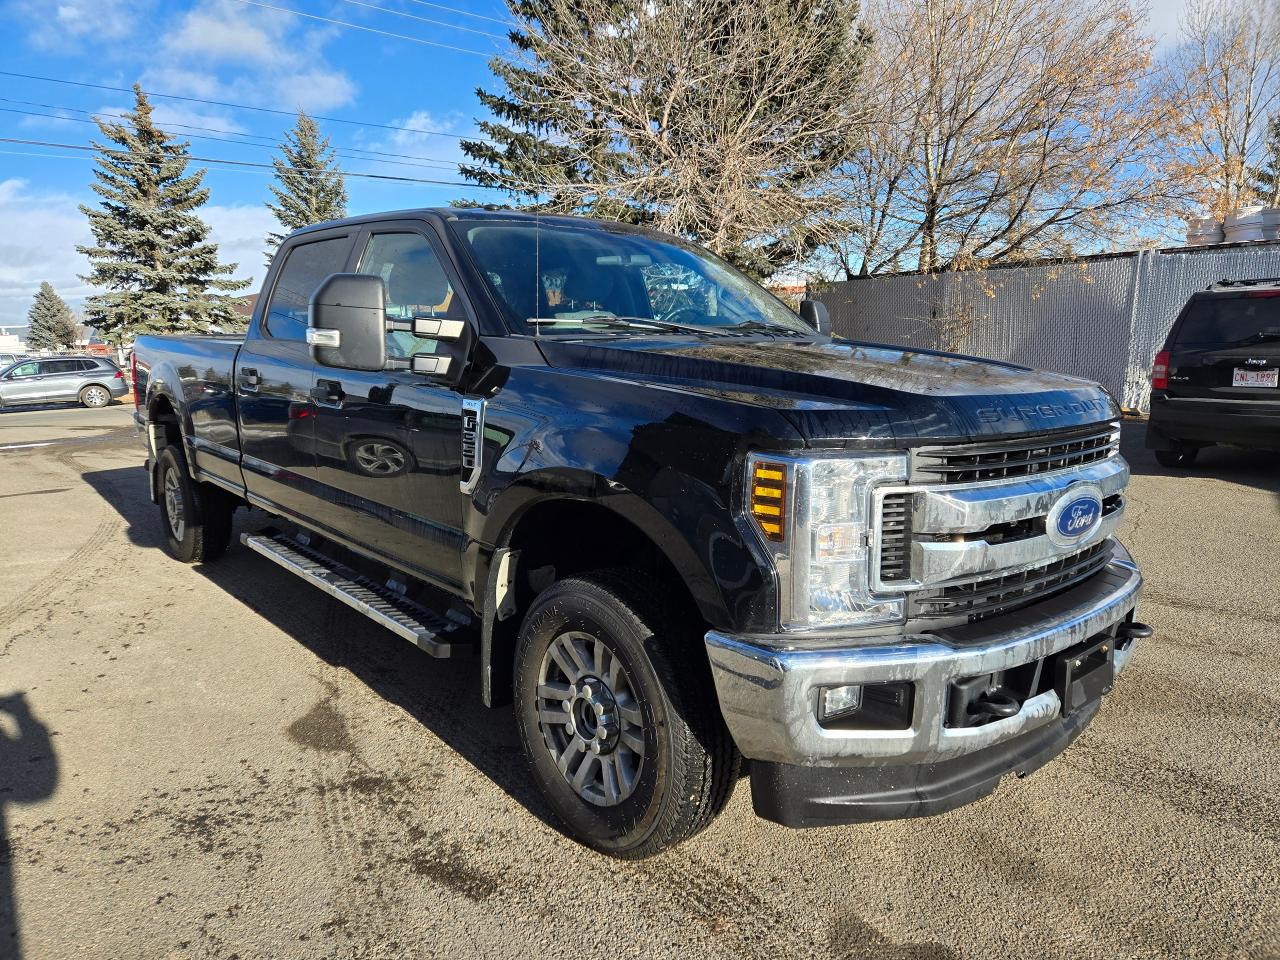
[0, 326, 26, 353]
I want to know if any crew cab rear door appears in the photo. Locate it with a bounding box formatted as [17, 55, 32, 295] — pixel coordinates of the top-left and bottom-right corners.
[236, 228, 358, 519]
[1166, 292, 1280, 399]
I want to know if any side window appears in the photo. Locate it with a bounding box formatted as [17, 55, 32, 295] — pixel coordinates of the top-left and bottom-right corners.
[76, 359, 99, 372]
[357, 233, 462, 360]
[265, 236, 352, 340]
[9, 362, 39, 378]
[42, 359, 80, 375]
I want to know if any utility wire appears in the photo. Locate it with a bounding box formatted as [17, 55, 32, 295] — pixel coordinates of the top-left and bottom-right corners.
[224, 0, 497, 56]
[0, 136, 502, 189]
[402, 0, 514, 27]
[0, 71, 497, 144]
[0, 106, 464, 172]
[331, 0, 506, 39]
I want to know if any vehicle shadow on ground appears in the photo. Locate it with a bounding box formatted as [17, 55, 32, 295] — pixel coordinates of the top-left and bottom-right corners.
[1120, 420, 1280, 505]
[0, 692, 59, 960]
[78, 465, 561, 834]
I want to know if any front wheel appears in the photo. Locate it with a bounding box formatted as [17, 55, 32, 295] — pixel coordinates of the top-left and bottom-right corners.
[157, 445, 234, 563]
[1155, 447, 1199, 468]
[79, 385, 112, 408]
[514, 572, 738, 858]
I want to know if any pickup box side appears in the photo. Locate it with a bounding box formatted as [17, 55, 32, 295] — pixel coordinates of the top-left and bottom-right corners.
[134, 334, 245, 496]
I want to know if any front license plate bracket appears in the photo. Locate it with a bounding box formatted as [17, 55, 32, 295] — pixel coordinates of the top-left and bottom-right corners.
[1053, 635, 1115, 715]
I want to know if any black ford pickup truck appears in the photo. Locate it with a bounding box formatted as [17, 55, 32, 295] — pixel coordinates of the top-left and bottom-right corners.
[132, 208, 1149, 857]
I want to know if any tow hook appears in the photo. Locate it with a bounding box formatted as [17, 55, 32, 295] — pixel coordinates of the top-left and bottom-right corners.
[1116, 622, 1153, 641]
[974, 690, 1021, 720]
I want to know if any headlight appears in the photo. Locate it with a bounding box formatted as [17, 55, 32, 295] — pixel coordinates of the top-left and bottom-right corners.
[746, 451, 907, 630]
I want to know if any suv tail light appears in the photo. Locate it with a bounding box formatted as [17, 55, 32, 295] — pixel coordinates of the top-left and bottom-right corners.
[1151, 350, 1169, 391]
[114, 370, 124, 380]
[130, 353, 141, 408]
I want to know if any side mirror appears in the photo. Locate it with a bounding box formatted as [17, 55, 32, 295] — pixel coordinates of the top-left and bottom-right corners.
[798, 299, 832, 336]
[308, 273, 387, 371]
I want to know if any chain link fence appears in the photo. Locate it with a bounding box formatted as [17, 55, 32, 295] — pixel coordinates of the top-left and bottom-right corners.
[816, 240, 1280, 412]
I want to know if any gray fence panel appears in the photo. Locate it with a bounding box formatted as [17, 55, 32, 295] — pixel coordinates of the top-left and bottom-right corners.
[818, 241, 1280, 413]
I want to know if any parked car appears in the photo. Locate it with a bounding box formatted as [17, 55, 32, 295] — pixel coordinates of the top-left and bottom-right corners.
[0, 353, 27, 366]
[1147, 277, 1280, 466]
[132, 208, 1149, 857]
[0, 355, 128, 408]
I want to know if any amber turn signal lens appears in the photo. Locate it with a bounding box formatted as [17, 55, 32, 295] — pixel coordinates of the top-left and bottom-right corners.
[750, 461, 786, 541]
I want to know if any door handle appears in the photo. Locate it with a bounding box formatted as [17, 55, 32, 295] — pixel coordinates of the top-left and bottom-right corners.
[239, 367, 261, 392]
[310, 379, 345, 405]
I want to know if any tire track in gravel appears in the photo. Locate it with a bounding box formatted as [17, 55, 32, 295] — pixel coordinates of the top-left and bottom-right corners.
[0, 514, 117, 651]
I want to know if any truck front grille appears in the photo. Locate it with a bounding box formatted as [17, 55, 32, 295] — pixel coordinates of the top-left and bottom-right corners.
[909, 540, 1113, 623]
[911, 423, 1119, 483]
[878, 492, 911, 582]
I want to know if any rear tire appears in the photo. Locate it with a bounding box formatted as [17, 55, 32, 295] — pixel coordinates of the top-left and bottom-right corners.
[157, 445, 234, 563]
[79, 385, 111, 408]
[1155, 447, 1199, 468]
[513, 572, 738, 858]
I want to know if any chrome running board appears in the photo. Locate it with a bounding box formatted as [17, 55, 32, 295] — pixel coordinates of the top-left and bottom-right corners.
[240, 531, 463, 658]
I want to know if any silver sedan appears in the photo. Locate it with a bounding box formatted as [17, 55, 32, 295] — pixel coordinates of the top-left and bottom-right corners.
[0, 356, 129, 408]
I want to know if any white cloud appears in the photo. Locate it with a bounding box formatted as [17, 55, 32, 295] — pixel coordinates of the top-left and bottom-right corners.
[0, 180, 93, 328]
[148, 1, 355, 114]
[1147, 0, 1189, 50]
[0, 179, 272, 328]
[10, 0, 146, 51]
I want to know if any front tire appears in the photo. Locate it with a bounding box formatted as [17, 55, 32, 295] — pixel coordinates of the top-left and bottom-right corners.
[1155, 447, 1199, 468]
[514, 572, 738, 858]
[80, 385, 111, 408]
[157, 445, 234, 563]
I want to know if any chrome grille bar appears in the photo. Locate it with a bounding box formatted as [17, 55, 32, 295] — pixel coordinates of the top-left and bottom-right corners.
[911, 423, 1120, 483]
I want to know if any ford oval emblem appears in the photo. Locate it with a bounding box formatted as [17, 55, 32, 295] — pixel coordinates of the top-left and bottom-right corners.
[1056, 496, 1101, 538]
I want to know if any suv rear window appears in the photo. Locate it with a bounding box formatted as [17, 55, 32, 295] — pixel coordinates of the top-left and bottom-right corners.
[1174, 296, 1280, 347]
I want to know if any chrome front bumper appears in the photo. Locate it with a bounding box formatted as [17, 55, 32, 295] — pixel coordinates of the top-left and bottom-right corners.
[705, 542, 1141, 767]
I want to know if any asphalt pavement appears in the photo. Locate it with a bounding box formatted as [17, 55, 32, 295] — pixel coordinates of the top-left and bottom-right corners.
[0, 402, 1276, 960]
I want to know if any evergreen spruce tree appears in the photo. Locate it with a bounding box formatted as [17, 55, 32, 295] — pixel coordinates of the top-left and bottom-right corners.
[77, 85, 248, 346]
[266, 111, 348, 260]
[25, 282, 78, 351]
[1255, 116, 1280, 207]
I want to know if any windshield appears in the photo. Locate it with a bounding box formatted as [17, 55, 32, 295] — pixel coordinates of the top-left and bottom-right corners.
[450, 219, 813, 337]
[1175, 296, 1280, 346]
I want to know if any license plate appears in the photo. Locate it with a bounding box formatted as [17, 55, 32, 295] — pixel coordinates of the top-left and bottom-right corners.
[1233, 368, 1278, 387]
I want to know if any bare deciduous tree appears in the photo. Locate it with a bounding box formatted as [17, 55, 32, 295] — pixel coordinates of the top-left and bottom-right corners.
[1168, 0, 1280, 217]
[460, 0, 869, 278]
[835, 0, 1182, 277]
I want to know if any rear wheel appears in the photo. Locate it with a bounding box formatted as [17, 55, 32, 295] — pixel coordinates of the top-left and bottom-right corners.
[1155, 447, 1199, 468]
[513, 572, 738, 858]
[79, 385, 111, 408]
[157, 445, 234, 563]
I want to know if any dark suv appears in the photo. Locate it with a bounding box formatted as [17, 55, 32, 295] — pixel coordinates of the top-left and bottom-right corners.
[1146, 278, 1280, 466]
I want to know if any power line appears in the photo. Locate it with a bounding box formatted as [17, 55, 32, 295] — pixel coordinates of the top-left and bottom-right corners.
[402, 0, 514, 27]
[225, 0, 497, 56]
[0, 136, 501, 189]
[0, 105, 465, 172]
[0, 71, 496, 144]
[331, 0, 506, 39]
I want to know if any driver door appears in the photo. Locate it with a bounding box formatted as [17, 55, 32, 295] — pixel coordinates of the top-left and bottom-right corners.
[308, 225, 470, 592]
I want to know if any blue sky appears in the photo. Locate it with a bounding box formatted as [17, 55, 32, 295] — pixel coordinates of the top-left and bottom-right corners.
[0, 0, 512, 326]
[0, 0, 1189, 327]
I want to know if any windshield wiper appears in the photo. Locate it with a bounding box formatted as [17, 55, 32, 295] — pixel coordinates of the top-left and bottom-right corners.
[731, 320, 812, 338]
[526, 315, 733, 337]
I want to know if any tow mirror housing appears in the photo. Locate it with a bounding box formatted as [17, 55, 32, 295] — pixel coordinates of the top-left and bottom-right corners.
[308, 274, 387, 371]
[798, 299, 832, 336]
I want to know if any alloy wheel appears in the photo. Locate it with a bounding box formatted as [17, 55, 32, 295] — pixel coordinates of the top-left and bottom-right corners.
[536, 630, 646, 806]
[163, 468, 185, 541]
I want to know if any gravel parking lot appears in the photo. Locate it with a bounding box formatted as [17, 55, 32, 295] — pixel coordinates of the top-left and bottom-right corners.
[1, 402, 1277, 960]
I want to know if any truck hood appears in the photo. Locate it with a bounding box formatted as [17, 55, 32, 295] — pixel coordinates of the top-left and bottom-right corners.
[536, 336, 1119, 445]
